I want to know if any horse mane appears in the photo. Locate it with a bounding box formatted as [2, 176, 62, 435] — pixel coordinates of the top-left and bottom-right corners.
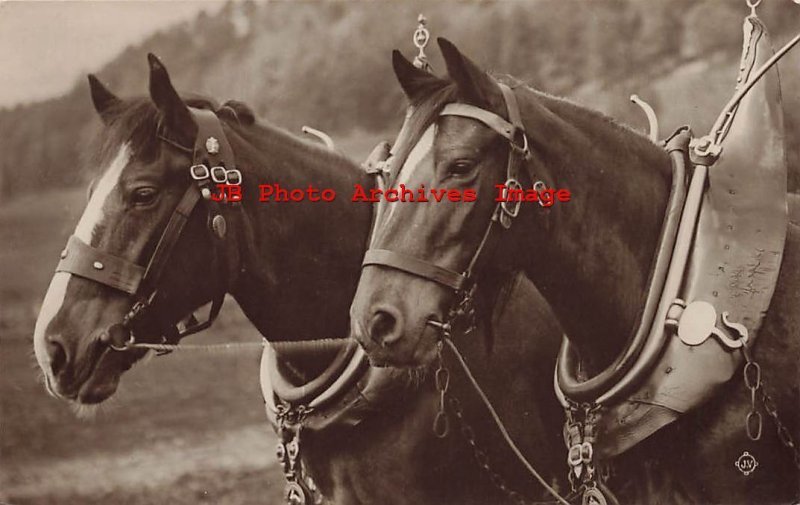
[91, 94, 257, 171]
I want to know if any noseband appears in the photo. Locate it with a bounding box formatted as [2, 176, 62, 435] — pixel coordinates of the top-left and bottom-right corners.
[55, 108, 242, 351]
[362, 83, 533, 329]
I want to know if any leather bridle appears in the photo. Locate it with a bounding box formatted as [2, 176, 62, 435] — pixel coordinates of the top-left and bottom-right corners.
[55, 108, 242, 352]
[362, 83, 535, 330]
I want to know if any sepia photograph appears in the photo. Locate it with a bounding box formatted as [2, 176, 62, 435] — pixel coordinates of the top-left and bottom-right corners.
[1, 1, 799, 504]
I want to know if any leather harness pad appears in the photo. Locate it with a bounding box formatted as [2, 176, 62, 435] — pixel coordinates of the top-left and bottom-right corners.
[597, 17, 789, 457]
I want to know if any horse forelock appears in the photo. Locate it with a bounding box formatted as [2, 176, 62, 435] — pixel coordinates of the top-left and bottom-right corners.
[388, 81, 459, 186]
[90, 94, 239, 171]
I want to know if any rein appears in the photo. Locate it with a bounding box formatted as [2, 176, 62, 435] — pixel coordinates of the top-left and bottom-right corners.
[441, 338, 572, 505]
[362, 83, 574, 505]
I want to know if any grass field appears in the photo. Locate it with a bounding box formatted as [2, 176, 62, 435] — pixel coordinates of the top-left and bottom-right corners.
[0, 132, 387, 504]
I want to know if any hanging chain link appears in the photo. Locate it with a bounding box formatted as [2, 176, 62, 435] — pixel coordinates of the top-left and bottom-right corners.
[432, 339, 572, 505]
[448, 396, 572, 505]
[449, 396, 533, 505]
[741, 345, 800, 469]
[757, 377, 800, 470]
[433, 341, 451, 438]
[742, 345, 763, 441]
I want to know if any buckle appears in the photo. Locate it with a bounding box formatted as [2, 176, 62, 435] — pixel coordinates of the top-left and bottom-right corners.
[500, 178, 523, 219]
[225, 169, 242, 186]
[533, 180, 549, 208]
[509, 127, 531, 160]
[567, 444, 583, 467]
[210, 166, 228, 184]
[190, 164, 210, 180]
[580, 441, 594, 464]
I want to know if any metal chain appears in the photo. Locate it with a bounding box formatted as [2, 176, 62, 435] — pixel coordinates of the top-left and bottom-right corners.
[742, 346, 763, 441]
[438, 338, 572, 505]
[742, 345, 800, 469]
[758, 378, 800, 470]
[448, 395, 557, 505]
[433, 341, 451, 438]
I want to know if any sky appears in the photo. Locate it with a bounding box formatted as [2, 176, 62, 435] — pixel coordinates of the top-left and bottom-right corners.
[0, 0, 226, 108]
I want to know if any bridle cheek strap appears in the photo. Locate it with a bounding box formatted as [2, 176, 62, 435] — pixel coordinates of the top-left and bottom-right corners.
[138, 185, 202, 295]
[54, 107, 237, 349]
[362, 249, 468, 291]
[361, 83, 531, 296]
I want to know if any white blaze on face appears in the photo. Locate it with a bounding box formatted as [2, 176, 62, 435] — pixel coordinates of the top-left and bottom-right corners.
[383, 126, 436, 225]
[33, 144, 131, 369]
[74, 144, 130, 242]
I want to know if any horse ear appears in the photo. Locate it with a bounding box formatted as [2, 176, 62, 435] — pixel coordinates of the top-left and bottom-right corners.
[437, 38, 503, 111]
[147, 53, 196, 146]
[392, 50, 442, 102]
[87, 74, 120, 124]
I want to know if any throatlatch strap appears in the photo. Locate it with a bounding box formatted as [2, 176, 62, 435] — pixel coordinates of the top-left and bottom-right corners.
[56, 235, 144, 295]
[362, 249, 468, 291]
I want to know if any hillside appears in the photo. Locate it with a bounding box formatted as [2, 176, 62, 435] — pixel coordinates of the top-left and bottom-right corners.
[2, 0, 799, 197]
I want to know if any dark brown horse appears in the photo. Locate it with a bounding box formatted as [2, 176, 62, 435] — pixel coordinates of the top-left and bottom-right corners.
[32, 55, 566, 504]
[349, 39, 800, 503]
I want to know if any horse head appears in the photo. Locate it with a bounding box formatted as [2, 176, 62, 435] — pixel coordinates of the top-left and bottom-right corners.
[33, 55, 247, 404]
[350, 39, 551, 367]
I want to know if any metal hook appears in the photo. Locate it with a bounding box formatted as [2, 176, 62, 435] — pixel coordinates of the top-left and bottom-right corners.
[630, 94, 659, 142]
[301, 126, 335, 151]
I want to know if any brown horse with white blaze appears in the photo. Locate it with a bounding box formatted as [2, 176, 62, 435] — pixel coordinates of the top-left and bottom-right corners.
[349, 38, 800, 503]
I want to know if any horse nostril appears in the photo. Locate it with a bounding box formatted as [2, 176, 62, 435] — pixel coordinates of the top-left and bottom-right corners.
[46, 335, 68, 377]
[369, 308, 402, 347]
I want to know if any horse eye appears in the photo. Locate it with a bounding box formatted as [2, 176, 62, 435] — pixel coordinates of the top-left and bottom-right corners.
[448, 159, 476, 176]
[131, 187, 159, 206]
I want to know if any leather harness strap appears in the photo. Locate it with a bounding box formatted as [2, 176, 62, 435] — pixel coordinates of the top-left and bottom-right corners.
[57, 235, 145, 295]
[440, 103, 517, 142]
[362, 83, 531, 297]
[54, 107, 238, 349]
[138, 186, 202, 296]
[362, 249, 468, 291]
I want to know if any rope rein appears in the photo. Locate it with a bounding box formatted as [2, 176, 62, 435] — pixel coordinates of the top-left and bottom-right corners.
[121, 337, 349, 354]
